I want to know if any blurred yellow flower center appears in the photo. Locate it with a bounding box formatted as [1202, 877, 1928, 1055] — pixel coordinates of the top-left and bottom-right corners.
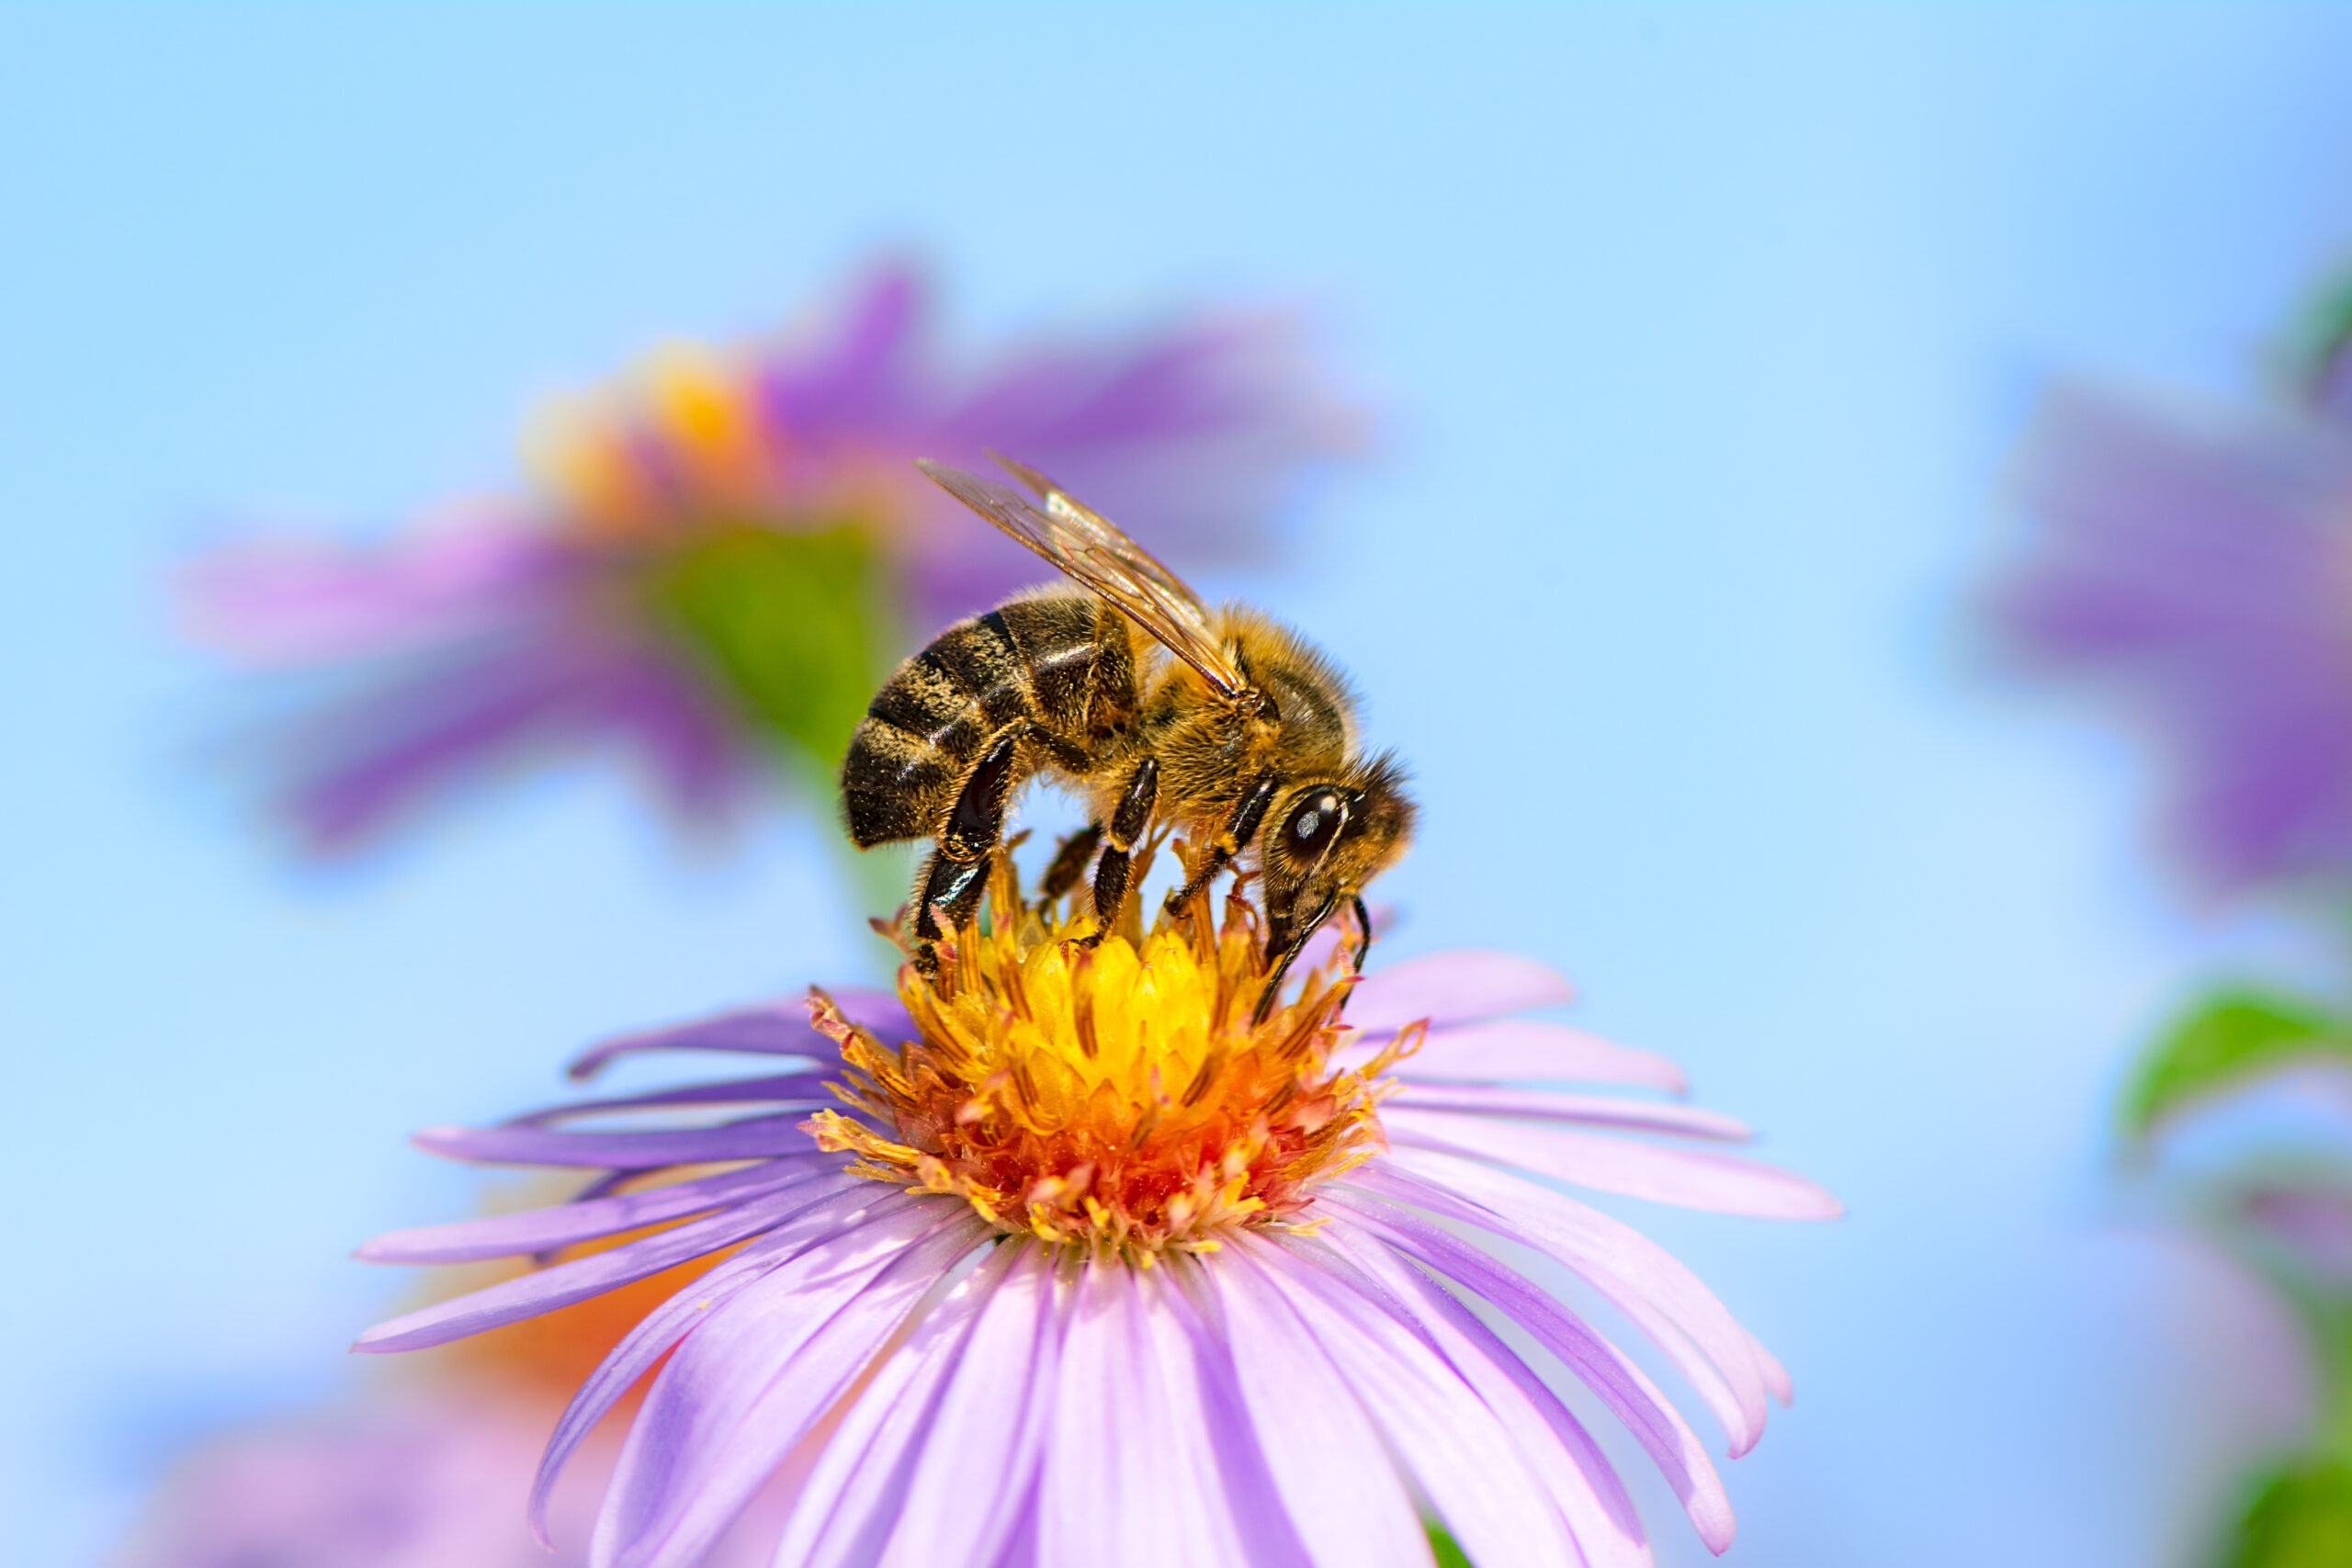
[805, 861, 1411, 1259]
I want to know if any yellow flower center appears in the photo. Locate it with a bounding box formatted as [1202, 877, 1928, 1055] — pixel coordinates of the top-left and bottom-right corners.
[805, 859, 1414, 1260]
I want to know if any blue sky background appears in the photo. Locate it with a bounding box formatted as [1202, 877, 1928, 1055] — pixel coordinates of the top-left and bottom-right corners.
[7, 6, 2352, 1565]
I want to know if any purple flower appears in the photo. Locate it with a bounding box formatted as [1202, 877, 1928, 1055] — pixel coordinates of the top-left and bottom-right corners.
[357, 867, 1836, 1566]
[185, 265, 1362, 852]
[1994, 373, 2352, 894]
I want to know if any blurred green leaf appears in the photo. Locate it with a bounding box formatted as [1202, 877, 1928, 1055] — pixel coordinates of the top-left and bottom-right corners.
[1426, 1522, 1473, 1568]
[2289, 265, 2352, 398]
[2120, 986, 2352, 1138]
[2228, 1461, 2352, 1568]
[642, 521, 894, 777]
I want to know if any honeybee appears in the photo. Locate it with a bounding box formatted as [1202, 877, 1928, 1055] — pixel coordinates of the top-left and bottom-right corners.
[841, 456, 1415, 1019]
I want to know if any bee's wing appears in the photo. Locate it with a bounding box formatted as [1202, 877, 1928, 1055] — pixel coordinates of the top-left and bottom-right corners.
[914, 457, 1250, 700]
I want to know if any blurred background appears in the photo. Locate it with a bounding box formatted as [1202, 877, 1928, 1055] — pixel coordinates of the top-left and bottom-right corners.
[8, 6, 2352, 1565]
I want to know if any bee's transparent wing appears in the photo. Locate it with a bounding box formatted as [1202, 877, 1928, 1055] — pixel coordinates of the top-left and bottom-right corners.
[914, 457, 1249, 699]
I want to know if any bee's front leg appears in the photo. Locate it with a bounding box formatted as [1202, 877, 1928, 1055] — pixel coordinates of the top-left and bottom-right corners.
[1163, 774, 1278, 921]
[1080, 758, 1159, 946]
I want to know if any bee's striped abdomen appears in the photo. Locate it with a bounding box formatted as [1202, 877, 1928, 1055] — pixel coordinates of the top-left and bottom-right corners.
[841, 595, 1133, 850]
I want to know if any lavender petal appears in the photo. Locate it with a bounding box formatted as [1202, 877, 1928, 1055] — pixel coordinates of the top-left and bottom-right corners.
[1158, 1256, 1318, 1568]
[358, 1157, 836, 1263]
[1385, 1108, 1841, 1219]
[1344, 951, 1577, 1032]
[526, 1178, 889, 1541]
[1236, 1235, 1583, 1568]
[355, 1179, 845, 1353]
[565, 988, 907, 1082]
[594, 1206, 988, 1568]
[1342, 1017, 1686, 1091]
[1317, 1221, 1653, 1568]
[1362, 1154, 1773, 1456]
[1038, 1262, 1232, 1568]
[884, 1242, 1071, 1567]
[508, 1073, 841, 1127]
[1324, 1185, 1735, 1552]
[1204, 1242, 1428, 1568]
[413, 1112, 822, 1168]
[1387, 1083, 1751, 1141]
[771, 1240, 1023, 1568]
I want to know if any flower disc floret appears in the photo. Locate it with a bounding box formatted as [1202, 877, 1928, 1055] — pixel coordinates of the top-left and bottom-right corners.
[807, 872, 1410, 1258]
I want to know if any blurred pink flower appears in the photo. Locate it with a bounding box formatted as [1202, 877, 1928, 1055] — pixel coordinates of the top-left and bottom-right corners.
[186, 265, 1363, 853]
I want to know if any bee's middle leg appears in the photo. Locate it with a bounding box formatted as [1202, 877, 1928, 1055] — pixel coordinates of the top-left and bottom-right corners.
[912, 726, 1031, 952]
[1037, 822, 1104, 910]
[1080, 758, 1159, 946]
[1163, 774, 1278, 920]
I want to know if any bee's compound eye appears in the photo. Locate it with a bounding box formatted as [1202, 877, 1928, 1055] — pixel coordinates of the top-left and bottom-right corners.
[1283, 789, 1348, 861]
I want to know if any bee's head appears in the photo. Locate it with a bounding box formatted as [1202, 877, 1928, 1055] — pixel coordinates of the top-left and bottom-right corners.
[1260, 751, 1418, 961]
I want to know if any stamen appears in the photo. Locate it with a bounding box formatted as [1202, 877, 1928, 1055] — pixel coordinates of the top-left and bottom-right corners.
[806, 852, 1387, 1259]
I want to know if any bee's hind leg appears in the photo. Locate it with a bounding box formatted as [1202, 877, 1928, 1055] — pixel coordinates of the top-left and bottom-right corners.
[911, 850, 992, 972]
[1080, 759, 1159, 947]
[912, 727, 1031, 969]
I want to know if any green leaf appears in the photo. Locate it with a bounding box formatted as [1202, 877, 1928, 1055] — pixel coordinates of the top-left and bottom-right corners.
[1425, 1521, 1474, 1568]
[2228, 1460, 2352, 1568]
[640, 521, 896, 777]
[2120, 986, 2352, 1138]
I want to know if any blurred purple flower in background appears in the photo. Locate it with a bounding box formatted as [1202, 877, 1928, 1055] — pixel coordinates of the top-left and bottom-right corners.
[354, 866, 1836, 1567]
[1995, 375, 2352, 897]
[184, 265, 1363, 853]
[111, 1393, 786, 1568]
